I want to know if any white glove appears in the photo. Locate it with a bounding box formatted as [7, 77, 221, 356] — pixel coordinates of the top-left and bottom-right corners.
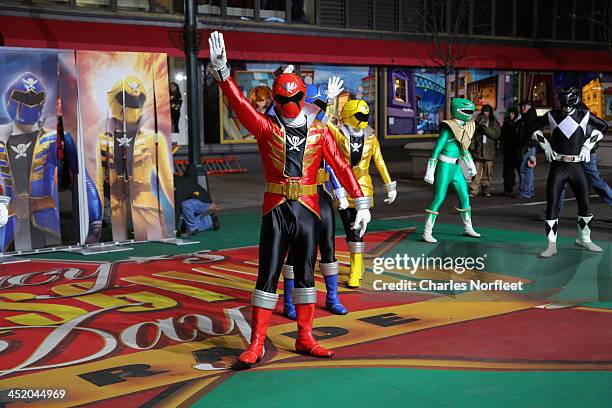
[283, 64, 295, 74]
[208, 31, 227, 69]
[579, 146, 591, 163]
[424, 159, 437, 185]
[384, 189, 397, 204]
[532, 130, 555, 162]
[579, 129, 603, 163]
[353, 209, 371, 238]
[325, 76, 344, 101]
[0, 200, 8, 227]
[208, 31, 230, 81]
[462, 153, 477, 178]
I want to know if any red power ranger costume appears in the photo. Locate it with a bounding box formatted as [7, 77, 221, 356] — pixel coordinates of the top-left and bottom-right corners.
[208, 32, 371, 367]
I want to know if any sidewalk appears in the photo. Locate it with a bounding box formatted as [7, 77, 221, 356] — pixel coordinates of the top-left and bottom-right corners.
[207, 155, 561, 211]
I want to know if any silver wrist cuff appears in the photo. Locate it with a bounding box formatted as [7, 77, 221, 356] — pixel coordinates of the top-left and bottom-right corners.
[292, 287, 317, 304]
[282, 264, 294, 279]
[208, 63, 230, 82]
[353, 196, 370, 210]
[251, 289, 279, 310]
[334, 188, 347, 199]
[319, 261, 339, 276]
[348, 241, 365, 253]
[384, 181, 397, 193]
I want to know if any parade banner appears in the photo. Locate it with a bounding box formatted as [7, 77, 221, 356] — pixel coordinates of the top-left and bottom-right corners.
[0, 48, 78, 252]
[75, 51, 175, 242]
[219, 63, 377, 143]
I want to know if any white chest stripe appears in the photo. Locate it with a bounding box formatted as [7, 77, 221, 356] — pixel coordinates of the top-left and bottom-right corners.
[548, 111, 589, 139]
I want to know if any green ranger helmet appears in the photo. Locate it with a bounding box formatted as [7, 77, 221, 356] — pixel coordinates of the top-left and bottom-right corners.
[451, 98, 476, 122]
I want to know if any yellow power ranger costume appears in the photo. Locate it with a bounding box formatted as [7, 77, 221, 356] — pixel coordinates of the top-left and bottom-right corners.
[95, 75, 174, 241]
[327, 100, 396, 287]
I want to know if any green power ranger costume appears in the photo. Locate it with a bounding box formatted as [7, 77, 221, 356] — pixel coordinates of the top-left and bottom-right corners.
[422, 98, 481, 243]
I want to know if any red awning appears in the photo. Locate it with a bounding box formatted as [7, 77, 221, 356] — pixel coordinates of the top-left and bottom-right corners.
[1, 15, 610, 72]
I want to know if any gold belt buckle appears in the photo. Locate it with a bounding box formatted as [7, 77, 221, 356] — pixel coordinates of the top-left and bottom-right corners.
[285, 180, 301, 200]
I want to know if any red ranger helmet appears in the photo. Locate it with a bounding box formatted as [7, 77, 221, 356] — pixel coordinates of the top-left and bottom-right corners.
[272, 73, 306, 119]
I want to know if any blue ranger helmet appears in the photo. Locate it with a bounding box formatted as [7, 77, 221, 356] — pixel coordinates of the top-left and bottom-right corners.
[5, 72, 46, 125]
[306, 84, 328, 120]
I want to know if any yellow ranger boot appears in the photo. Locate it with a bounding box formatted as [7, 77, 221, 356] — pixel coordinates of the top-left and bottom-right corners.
[347, 241, 365, 288]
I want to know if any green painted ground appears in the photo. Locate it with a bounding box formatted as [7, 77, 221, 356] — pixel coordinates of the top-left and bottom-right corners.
[195, 368, 612, 408]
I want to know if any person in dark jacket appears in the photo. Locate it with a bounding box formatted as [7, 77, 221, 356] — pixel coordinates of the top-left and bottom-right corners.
[170, 82, 182, 133]
[469, 104, 501, 196]
[516, 100, 538, 198]
[501, 107, 522, 195]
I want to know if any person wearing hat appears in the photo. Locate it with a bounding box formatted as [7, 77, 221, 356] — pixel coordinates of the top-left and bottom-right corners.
[468, 104, 501, 197]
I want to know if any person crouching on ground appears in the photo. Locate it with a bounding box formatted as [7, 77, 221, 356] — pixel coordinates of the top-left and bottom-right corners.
[181, 191, 220, 236]
[469, 104, 501, 197]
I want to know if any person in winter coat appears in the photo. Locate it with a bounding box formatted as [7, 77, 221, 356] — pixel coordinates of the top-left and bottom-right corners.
[469, 104, 501, 196]
[516, 100, 538, 198]
[501, 107, 522, 195]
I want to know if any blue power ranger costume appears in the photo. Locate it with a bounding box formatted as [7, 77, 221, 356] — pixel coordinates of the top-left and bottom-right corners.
[0, 72, 102, 251]
[282, 83, 349, 318]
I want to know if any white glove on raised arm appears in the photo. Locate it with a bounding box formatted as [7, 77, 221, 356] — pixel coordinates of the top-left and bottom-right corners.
[208, 31, 230, 81]
[325, 76, 344, 102]
[532, 130, 555, 162]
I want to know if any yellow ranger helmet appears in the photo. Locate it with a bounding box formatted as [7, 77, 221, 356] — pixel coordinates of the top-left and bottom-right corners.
[341, 99, 369, 129]
[107, 75, 147, 124]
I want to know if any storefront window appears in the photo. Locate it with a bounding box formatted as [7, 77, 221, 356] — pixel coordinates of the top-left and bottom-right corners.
[556, 0, 573, 40]
[227, 0, 254, 18]
[494, 0, 513, 36]
[198, 0, 221, 16]
[117, 0, 149, 11]
[33, 0, 71, 6]
[76, 0, 111, 8]
[472, 0, 491, 36]
[197, 0, 311, 22]
[261, 0, 285, 21]
[516, 0, 534, 38]
[152, 0, 175, 13]
[394, 76, 408, 104]
[536, 0, 553, 39]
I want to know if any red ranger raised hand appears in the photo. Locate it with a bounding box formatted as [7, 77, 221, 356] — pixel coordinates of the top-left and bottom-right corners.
[208, 31, 371, 367]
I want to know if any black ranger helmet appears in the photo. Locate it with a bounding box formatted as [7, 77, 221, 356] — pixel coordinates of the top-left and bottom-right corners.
[557, 87, 579, 113]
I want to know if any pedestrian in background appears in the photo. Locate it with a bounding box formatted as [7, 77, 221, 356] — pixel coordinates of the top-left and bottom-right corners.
[469, 104, 501, 197]
[516, 100, 538, 199]
[170, 82, 182, 133]
[501, 107, 522, 196]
